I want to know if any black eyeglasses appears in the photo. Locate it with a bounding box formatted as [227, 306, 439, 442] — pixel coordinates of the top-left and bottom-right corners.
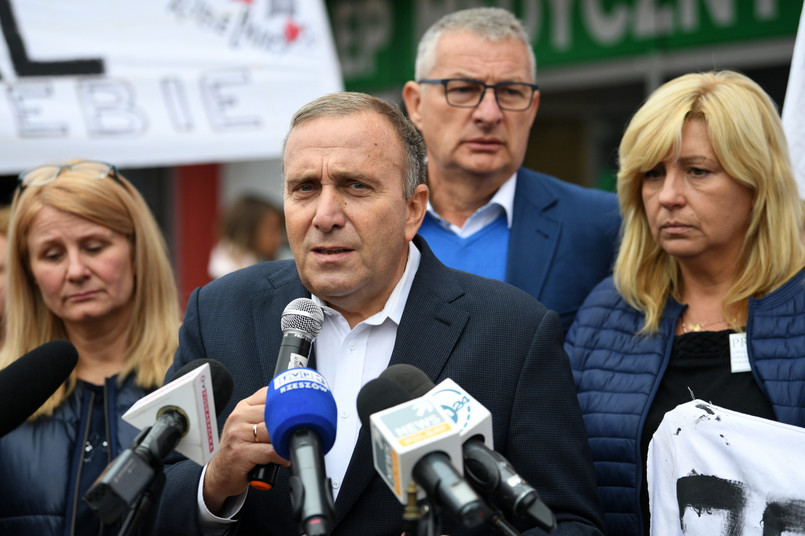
[417, 78, 539, 111]
[18, 160, 121, 193]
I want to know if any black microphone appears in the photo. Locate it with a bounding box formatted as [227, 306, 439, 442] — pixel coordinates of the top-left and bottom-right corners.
[380, 364, 557, 532]
[0, 339, 78, 438]
[356, 376, 412, 425]
[83, 359, 234, 525]
[249, 297, 324, 490]
[357, 377, 493, 529]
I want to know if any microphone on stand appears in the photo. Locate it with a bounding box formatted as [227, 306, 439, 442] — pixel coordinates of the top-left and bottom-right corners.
[357, 376, 493, 531]
[84, 359, 234, 529]
[380, 364, 556, 533]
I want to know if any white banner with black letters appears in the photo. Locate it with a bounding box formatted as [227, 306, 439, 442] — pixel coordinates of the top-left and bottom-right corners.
[0, 0, 343, 173]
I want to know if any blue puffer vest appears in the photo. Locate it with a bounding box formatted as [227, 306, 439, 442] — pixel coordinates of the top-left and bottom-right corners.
[0, 374, 146, 536]
[565, 269, 805, 536]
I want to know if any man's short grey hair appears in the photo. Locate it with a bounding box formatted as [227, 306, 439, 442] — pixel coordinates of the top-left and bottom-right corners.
[415, 7, 536, 82]
[281, 92, 427, 199]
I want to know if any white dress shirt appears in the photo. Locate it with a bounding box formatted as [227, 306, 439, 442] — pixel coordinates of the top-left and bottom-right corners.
[314, 240, 421, 499]
[426, 172, 516, 237]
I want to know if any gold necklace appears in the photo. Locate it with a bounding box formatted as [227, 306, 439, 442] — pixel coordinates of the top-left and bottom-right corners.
[681, 315, 729, 334]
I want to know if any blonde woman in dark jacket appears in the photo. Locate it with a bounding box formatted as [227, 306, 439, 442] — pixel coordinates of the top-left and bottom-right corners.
[0, 160, 180, 535]
[565, 71, 805, 536]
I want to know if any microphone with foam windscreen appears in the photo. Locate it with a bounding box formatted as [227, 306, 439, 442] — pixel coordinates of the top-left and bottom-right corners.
[83, 359, 234, 526]
[272, 298, 325, 375]
[249, 297, 325, 490]
[264, 367, 337, 536]
[357, 376, 493, 531]
[0, 339, 78, 438]
[380, 364, 557, 533]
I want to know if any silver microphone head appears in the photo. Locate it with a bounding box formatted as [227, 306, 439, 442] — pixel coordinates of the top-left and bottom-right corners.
[280, 298, 324, 338]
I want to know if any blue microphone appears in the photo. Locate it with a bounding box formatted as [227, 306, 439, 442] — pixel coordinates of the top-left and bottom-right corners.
[265, 367, 337, 535]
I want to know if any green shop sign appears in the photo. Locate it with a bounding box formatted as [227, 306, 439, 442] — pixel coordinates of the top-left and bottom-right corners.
[327, 0, 803, 92]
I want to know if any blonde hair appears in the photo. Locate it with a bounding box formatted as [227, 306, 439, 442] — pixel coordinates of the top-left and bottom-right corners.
[0, 205, 10, 346]
[615, 70, 804, 333]
[0, 161, 180, 417]
[0, 205, 10, 236]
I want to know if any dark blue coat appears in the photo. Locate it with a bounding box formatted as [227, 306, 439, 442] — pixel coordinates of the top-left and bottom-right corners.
[0, 375, 145, 535]
[505, 168, 620, 335]
[149, 237, 605, 536]
[565, 270, 805, 536]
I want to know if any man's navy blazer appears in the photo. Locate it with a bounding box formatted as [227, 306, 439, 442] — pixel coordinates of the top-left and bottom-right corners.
[150, 237, 604, 535]
[505, 168, 620, 334]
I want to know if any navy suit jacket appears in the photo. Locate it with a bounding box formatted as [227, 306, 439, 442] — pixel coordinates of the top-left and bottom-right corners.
[507, 169, 620, 334]
[150, 237, 604, 535]
[424, 167, 620, 336]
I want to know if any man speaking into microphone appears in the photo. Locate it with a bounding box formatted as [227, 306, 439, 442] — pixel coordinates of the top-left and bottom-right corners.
[149, 91, 604, 535]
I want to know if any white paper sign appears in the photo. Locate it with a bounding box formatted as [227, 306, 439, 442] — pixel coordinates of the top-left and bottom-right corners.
[729, 333, 751, 373]
[0, 0, 344, 173]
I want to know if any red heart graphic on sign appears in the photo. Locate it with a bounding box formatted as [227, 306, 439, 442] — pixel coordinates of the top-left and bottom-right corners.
[285, 20, 300, 42]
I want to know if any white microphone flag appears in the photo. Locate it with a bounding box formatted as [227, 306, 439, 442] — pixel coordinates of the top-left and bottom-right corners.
[123, 362, 219, 466]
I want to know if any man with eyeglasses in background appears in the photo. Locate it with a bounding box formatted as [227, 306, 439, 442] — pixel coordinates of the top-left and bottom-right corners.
[402, 7, 620, 336]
